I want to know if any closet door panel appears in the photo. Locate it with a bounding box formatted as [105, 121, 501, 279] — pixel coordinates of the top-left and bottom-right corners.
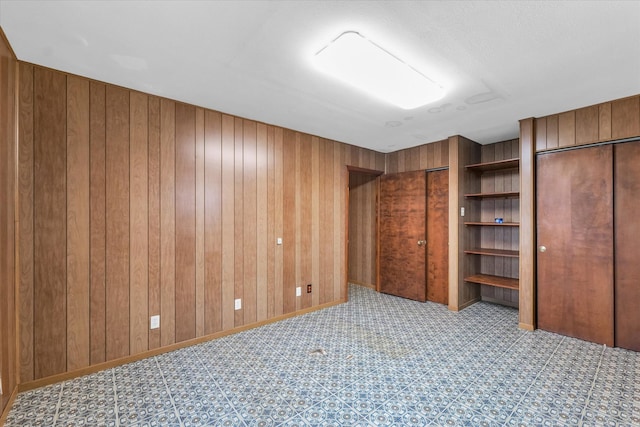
[536, 145, 614, 346]
[614, 141, 640, 351]
[379, 171, 426, 301]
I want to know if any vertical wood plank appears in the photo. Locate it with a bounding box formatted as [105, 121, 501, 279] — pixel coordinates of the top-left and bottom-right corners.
[611, 96, 640, 139]
[33, 68, 67, 378]
[129, 91, 148, 355]
[546, 114, 559, 149]
[204, 110, 222, 334]
[426, 143, 435, 169]
[535, 117, 547, 152]
[397, 150, 405, 172]
[66, 75, 91, 371]
[147, 96, 161, 350]
[195, 108, 205, 337]
[267, 126, 276, 319]
[274, 127, 284, 317]
[300, 134, 312, 309]
[175, 103, 196, 342]
[105, 85, 130, 361]
[18, 62, 34, 382]
[433, 143, 442, 168]
[294, 133, 302, 311]
[320, 139, 334, 304]
[575, 105, 599, 145]
[558, 111, 575, 147]
[89, 82, 106, 364]
[256, 123, 268, 321]
[599, 102, 612, 141]
[243, 120, 257, 324]
[221, 114, 235, 330]
[282, 129, 296, 313]
[234, 118, 244, 326]
[386, 152, 398, 174]
[311, 136, 320, 307]
[439, 140, 449, 167]
[160, 99, 176, 346]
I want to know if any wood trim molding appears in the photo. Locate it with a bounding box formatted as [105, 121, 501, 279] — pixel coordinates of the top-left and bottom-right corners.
[0, 385, 19, 426]
[519, 118, 536, 331]
[15, 299, 346, 394]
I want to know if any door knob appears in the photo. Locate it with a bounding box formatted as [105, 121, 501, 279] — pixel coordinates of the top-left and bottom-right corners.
[417, 240, 426, 246]
[539, 245, 546, 253]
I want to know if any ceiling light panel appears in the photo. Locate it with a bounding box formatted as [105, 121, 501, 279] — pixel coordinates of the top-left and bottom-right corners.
[312, 31, 445, 110]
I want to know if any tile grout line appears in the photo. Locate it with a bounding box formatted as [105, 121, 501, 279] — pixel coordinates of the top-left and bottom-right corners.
[154, 356, 186, 427]
[190, 345, 249, 426]
[503, 335, 566, 425]
[431, 329, 529, 424]
[50, 381, 65, 427]
[578, 344, 607, 427]
[111, 368, 120, 427]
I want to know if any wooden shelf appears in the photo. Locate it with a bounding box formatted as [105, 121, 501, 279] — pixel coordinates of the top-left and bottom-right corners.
[464, 248, 519, 257]
[464, 274, 519, 290]
[464, 222, 519, 227]
[464, 191, 519, 199]
[465, 158, 519, 172]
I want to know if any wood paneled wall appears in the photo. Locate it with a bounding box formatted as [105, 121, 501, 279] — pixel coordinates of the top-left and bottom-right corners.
[348, 173, 378, 288]
[479, 139, 519, 307]
[0, 29, 18, 415]
[385, 139, 449, 173]
[17, 63, 385, 382]
[535, 95, 640, 152]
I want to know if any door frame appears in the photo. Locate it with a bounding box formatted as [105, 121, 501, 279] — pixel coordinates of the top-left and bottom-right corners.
[345, 166, 383, 298]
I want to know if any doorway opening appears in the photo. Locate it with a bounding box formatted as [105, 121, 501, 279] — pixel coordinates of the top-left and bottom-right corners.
[346, 167, 383, 291]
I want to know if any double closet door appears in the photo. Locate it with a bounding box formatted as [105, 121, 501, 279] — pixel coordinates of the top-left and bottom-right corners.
[378, 169, 448, 304]
[537, 142, 640, 351]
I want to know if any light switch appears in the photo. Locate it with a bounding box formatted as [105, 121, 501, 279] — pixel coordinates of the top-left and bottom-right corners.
[235, 299, 242, 310]
[277, 237, 283, 245]
[296, 287, 301, 297]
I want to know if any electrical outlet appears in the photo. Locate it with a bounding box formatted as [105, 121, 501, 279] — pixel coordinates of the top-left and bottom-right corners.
[461, 207, 465, 217]
[235, 298, 242, 310]
[150, 315, 160, 329]
[296, 287, 301, 297]
[307, 284, 312, 293]
[277, 237, 283, 245]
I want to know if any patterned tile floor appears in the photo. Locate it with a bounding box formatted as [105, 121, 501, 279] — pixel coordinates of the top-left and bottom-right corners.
[5, 285, 639, 426]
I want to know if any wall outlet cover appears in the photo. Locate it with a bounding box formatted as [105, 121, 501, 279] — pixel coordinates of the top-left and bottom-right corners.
[150, 315, 160, 329]
[234, 299, 242, 310]
[296, 287, 301, 297]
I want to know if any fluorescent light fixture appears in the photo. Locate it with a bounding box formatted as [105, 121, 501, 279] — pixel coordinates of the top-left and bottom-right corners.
[312, 31, 445, 109]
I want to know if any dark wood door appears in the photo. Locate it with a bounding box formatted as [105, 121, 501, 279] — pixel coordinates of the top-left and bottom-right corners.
[426, 169, 449, 304]
[379, 171, 427, 301]
[536, 145, 614, 346]
[614, 141, 640, 351]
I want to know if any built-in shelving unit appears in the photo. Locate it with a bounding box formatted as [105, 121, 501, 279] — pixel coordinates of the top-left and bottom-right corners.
[463, 144, 520, 304]
[464, 273, 519, 290]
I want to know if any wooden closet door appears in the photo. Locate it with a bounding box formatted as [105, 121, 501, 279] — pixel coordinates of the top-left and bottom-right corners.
[536, 145, 614, 346]
[614, 141, 640, 351]
[426, 169, 448, 304]
[379, 171, 427, 301]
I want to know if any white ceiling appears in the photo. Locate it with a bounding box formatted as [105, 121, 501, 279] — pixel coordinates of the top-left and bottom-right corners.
[1, 1, 639, 153]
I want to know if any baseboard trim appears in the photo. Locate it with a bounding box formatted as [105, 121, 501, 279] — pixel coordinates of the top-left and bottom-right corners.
[348, 280, 376, 290]
[17, 299, 346, 394]
[518, 322, 535, 331]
